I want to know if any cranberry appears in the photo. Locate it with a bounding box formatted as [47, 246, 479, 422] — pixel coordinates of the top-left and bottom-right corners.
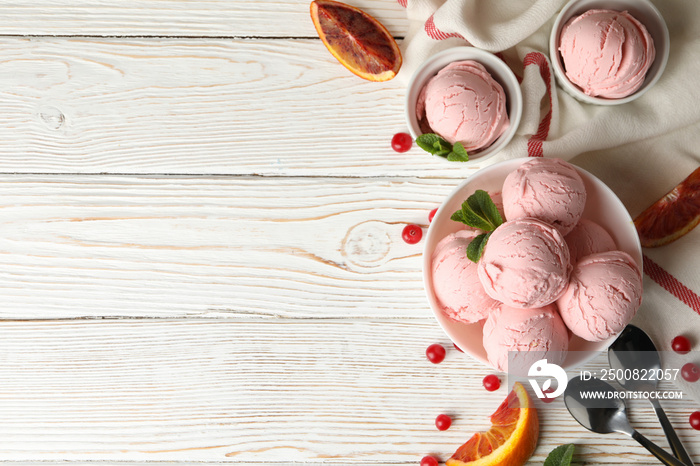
[672, 335, 692, 354]
[435, 414, 452, 431]
[392, 132, 413, 153]
[453, 343, 463, 352]
[426, 344, 446, 364]
[402, 224, 423, 244]
[483, 374, 500, 391]
[420, 456, 439, 466]
[690, 411, 700, 430]
[682, 363, 700, 383]
[429, 208, 438, 223]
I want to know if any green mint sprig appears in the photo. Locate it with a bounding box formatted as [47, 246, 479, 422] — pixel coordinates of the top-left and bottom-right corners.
[450, 190, 503, 262]
[416, 133, 469, 162]
[544, 444, 575, 466]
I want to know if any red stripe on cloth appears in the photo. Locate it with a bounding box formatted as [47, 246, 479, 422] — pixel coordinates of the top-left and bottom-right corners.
[643, 254, 700, 315]
[424, 15, 466, 41]
[397, 0, 407, 8]
[522, 52, 553, 157]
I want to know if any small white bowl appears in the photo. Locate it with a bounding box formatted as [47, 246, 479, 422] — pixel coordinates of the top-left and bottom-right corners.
[405, 47, 523, 164]
[423, 157, 643, 371]
[549, 0, 670, 105]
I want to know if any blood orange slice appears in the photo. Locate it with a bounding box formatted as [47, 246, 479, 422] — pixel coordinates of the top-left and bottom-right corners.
[310, 0, 402, 82]
[446, 382, 539, 466]
[634, 167, 700, 248]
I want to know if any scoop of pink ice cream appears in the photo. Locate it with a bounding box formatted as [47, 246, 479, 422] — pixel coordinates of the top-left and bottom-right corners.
[482, 303, 569, 373]
[416, 60, 509, 152]
[432, 229, 500, 323]
[557, 251, 642, 342]
[478, 218, 571, 309]
[559, 9, 655, 99]
[565, 218, 617, 264]
[502, 158, 586, 236]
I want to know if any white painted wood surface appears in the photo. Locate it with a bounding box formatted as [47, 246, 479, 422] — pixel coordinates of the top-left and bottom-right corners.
[0, 1, 697, 465]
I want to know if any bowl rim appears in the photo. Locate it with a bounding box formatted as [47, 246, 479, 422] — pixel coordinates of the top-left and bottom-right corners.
[422, 157, 644, 372]
[405, 46, 523, 164]
[548, 0, 670, 105]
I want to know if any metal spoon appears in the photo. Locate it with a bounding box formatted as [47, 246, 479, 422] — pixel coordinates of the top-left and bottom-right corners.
[564, 376, 689, 466]
[609, 325, 693, 465]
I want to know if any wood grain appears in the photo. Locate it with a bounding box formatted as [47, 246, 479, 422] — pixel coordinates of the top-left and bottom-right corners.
[1, 319, 695, 464]
[0, 38, 483, 177]
[0, 0, 408, 37]
[0, 175, 460, 319]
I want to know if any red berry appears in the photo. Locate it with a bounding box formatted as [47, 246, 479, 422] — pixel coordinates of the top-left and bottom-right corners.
[672, 335, 692, 354]
[402, 224, 423, 244]
[690, 411, 700, 430]
[483, 374, 500, 391]
[453, 343, 463, 352]
[435, 414, 452, 431]
[426, 344, 446, 364]
[541, 388, 556, 403]
[392, 132, 413, 153]
[420, 456, 439, 466]
[429, 208, 438, 223]
[682, 363, 700, 382]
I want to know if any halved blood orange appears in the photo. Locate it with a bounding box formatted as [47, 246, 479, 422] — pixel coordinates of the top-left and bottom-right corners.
[310, 0, 402, 82]
[634, 166, 700, 248]
[446, 382, 539, 466]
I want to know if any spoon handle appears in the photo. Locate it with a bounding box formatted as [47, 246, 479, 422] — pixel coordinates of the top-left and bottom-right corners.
[651, 399, 694, 465]
[632, 430, 692, 466]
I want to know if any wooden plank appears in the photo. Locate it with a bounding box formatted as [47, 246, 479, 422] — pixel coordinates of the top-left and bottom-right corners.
[0, 0, 408, 38]
[0, 38, 472, 177]
[1, 319, 695, 463]
[0, 175, 458, 319]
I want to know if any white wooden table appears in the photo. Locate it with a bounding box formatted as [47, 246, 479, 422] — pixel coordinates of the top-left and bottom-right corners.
[0, 1, 698, 464]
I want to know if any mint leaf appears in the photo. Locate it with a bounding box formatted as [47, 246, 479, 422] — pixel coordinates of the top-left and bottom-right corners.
[447, 142, 469, 162]
[416, 133, 453, 157]
[416, 134, 471, 162]
[544, 444, 575, 466]
[459, 200, 493, 231]
[467, 190, 503, 229]
[450, 190, 504, 233]
[467, 233, 489, 262]
[450, 210, 467, 224]
[416, 134, 441, 153]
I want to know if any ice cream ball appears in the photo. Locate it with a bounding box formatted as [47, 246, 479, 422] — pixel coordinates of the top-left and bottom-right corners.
[502, 158, 586, 236]
[559, 9, 655, 99]
[416, 60, 509, 152]
[432, 230, 500, 323]
[565, 218, 617, 264]
[557, 251, 643, 342]
[478, 218, 572, 309]
[482, 303, 569, 374]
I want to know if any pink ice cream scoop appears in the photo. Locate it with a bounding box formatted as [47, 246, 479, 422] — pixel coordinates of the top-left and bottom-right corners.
[478, 218, 571, 309]
[502, 158, 586, 236]
[559, 9, 655, 99]
[416, 60, 509, 152]
[565, 218, 617, 264]
[432, 229, 500, 323]
[557, 251, 642, 342]
[482, 303, 569, 373]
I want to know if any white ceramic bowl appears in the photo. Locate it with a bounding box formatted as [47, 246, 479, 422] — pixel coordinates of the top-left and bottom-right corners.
[405, 47, 523, 164]
[549, 0, 669, 105]
[423, 157, 643, 371]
